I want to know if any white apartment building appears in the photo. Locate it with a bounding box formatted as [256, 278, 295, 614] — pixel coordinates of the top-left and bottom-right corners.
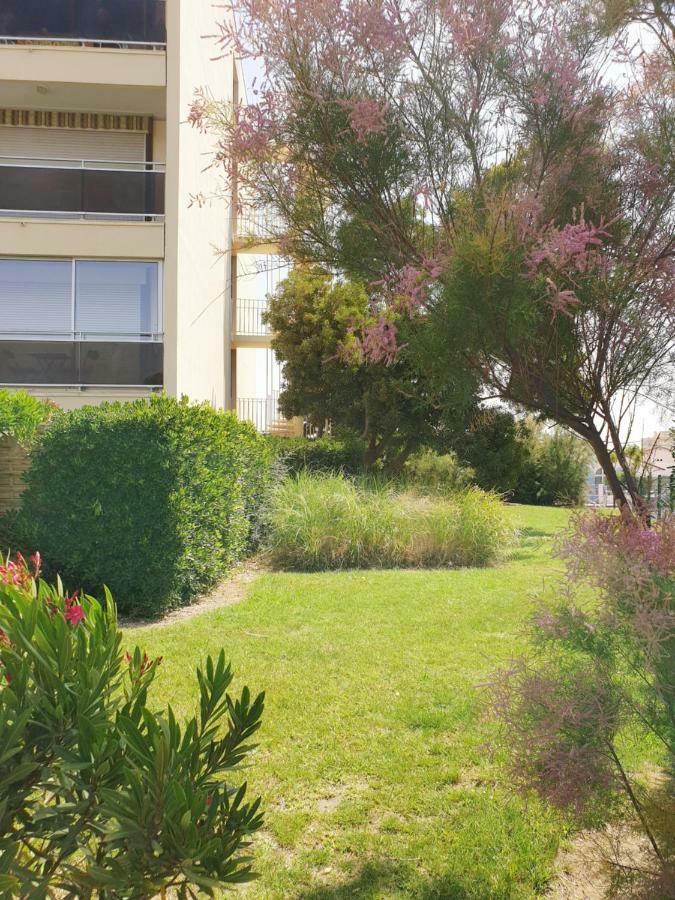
[0, 0, 294, 432]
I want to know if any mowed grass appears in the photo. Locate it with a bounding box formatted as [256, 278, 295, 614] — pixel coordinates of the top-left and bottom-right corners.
[124, 505, 575, 899]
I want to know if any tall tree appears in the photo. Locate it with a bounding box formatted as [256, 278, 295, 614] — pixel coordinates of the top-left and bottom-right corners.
[193, 0, 675, 508]
[265, 266, 477, 469]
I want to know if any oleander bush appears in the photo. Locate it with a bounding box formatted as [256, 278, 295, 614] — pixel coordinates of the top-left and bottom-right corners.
[0, 389, 54, 446]
[0, 553, 264, 898]
[267, 434, 366, 476]
[4, 396, 273, 618]
[266, 473, 513, 570]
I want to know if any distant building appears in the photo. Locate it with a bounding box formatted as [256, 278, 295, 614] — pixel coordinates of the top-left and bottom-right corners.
[640, 431, 675, 477]
[586, 466, 615, 507]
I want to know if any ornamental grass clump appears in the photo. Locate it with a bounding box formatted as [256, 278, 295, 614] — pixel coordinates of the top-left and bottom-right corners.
[491, 512, 675, 893]
[0, 552, 265, 898]
[266, 473, 513, 570]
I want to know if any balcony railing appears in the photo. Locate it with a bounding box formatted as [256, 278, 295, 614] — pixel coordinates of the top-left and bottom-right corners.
[0, 159, 165, 220]
[0, 340, 163, 387]
[234, 206, 285, 245]
[237, 394, 283, 434]
[0, 0, 166, 47]
[235, 298, 271, 337]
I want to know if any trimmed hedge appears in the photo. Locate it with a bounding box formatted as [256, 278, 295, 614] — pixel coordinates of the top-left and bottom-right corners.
[7, 396, 272, 618]
[266, 435, 365, 476]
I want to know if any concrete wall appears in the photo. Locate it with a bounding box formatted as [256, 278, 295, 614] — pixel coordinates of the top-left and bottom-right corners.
[164, 0, 234, 408]
[0, 219, 164, 260]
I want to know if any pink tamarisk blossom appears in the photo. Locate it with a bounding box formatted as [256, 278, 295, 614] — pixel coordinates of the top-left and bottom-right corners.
[338, 98, 389, 141]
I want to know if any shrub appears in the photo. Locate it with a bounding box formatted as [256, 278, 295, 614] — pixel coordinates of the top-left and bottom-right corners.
[0, 553, 265, 897]
[265, 473, 513, 570]
[0, 389, 54, 446]
[491, 512, 675, 891]
[267, 434, 365, 476]
[459, 409, 532, 494]
[5, 396, 273, 618]
[513, 427, 591, 506]
[404, 449, 475, 495]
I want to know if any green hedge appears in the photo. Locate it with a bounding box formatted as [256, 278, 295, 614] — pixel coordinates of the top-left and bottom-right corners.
[266, 435, 365, 476]
[6, 396, 272, 618]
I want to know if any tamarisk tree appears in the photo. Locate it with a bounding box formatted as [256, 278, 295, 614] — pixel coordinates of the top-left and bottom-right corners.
[193, 0, 675, 508]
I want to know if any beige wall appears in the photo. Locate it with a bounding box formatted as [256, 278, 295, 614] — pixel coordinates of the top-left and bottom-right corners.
[164, 0, 234, 409]
[153, 119, 167, 164]
[0, 218, 164, 260]
[0, 45, 165, 88]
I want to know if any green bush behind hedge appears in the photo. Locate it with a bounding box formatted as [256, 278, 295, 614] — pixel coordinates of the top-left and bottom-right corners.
[7, 396, 272, 618]
[266, 434, 365, 475]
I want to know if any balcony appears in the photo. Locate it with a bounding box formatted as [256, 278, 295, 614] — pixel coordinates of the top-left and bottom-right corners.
[234, 298, 271, 338]
[0, 159, 165, 220]
[237, 393, 297, 436]
[0, 0, 166, 47]
[234, 206, 285, 254]
[0, 339, 163, 387]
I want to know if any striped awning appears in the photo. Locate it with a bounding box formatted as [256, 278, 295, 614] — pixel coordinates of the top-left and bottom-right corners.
[0, 109, 151, 132]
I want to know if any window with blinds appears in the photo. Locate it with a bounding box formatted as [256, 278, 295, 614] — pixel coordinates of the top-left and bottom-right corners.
[0, 259, 72, 335]
[75, 262, 160, 338]
[0, 259, 161, 341]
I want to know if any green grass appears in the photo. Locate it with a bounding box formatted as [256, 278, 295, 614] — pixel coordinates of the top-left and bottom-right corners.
[124, 505, 577, 898]
[266, 474, 514, 570]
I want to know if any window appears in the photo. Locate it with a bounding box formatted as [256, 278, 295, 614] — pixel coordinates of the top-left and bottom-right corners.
[0, 258, 161, 341]
[0, 259, 72, 336]
[0, 258, 163, 386]
[75, 261, 160, 339]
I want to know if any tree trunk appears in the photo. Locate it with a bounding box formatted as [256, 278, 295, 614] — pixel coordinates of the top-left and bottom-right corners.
[604, 414, 648, 514]
[384, 445, 414, 475]
[363, 434, 387, 469]
[585, 427, 631, 509]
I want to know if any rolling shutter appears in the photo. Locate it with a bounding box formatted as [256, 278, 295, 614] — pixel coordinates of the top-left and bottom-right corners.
[0, 126, 146, 167]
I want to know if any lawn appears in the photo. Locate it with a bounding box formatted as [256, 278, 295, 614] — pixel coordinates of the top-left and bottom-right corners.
[125, 505, 575, 898]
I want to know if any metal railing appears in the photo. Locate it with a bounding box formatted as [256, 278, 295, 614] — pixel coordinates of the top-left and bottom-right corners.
[0, 0, 166, 47]
[235, 298, 270, 337]
[0, 159, 165, 219]
[0, 156, 165, 171]
[237, 393, 283, 434]
[234, 206, 285, 244]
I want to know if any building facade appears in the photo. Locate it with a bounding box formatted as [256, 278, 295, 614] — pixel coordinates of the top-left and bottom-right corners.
[0, 0, 295, 432]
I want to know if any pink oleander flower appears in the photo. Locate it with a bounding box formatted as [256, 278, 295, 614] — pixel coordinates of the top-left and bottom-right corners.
[0, 554, 33, 591]
[64, 593, 85, 628]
